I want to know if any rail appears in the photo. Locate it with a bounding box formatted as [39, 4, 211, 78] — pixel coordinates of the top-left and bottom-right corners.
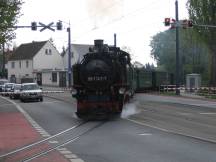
[0, 121, 106, 162]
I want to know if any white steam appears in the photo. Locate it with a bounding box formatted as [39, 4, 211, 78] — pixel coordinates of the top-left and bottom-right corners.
[86, 0, 124, 28]
[121, 102, 140, 118]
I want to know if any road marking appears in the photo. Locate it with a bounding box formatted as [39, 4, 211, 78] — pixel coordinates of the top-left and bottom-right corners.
[49, 140, 59, 144]
[57, 147, 67, 151]
[0, 103, 14, 107]
[42, 101, 62, 104]
[59, 150, 72, 154]
[0, 96, 85, 162]
[178, 112, 192, 116]
[71, 159, 84, 162]
[126, 118, 216, 144]
[126, 118, 169, 132]
[199, 112, 216, 115]
[64, 154, 77, 158]
[138, 133, 152, 136]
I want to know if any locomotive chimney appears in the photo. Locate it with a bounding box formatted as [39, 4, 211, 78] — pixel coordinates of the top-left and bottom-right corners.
[94, 39, 104, 52]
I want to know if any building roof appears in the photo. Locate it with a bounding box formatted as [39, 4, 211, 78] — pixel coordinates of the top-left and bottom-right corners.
[9, 41, 47, 61]
[71, 44, 92, 60]
[62, 43, 92, 63]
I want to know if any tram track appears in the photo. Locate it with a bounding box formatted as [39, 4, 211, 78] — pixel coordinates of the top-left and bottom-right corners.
[0, 121, 106, 162]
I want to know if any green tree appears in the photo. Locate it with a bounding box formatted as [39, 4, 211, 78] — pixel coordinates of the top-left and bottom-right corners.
[150, 28, 209, 85]
[0, 0, 23, 44]
[187, 0, 216, 85]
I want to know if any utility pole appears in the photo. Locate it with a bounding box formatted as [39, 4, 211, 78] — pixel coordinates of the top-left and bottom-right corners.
[2, 43, 5, 78]
[67, 25, 72, 88]
[175, 0, 180, 95]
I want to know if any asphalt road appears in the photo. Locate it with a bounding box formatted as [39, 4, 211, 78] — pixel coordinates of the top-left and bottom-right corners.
[2, 95, 216, 162]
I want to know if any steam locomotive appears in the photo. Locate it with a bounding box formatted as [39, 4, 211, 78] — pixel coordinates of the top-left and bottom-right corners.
[72, 40, 133, 119]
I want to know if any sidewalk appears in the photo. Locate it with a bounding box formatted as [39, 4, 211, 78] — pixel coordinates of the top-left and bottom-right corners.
[0, 96, 69, 162]
[0, 111, 39, 154]
[180, 91, 204, 99]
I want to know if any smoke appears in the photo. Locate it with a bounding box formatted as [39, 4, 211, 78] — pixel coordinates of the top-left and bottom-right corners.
[121, 102, 140, 118]
[86, 0, 124, 28]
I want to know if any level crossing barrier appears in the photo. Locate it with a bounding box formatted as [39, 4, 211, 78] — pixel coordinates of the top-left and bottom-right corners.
[159, 85, 216, 95]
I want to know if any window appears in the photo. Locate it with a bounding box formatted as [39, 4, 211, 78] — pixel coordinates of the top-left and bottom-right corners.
[11, 62, 15, 69]
[45, 49, 52, 55]
[26, 61, 29, 68]
[19, 61, 21, 68]
[52, 72, 57, 82]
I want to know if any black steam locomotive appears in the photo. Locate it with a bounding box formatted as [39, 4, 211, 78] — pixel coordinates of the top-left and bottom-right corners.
[72, 40, 133, 119]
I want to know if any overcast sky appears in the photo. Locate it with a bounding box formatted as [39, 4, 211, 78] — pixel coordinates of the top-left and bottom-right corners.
[14, 0, 189, 65]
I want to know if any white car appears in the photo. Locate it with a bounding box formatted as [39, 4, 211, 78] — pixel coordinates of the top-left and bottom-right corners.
[2, 83, 14, 96]
[0, 79, 8, 92]
[20, 83, 43, 102]
[10, 84, 22, 99]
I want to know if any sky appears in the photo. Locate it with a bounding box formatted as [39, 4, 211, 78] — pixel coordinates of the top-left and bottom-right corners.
[13, 0, 189, 65]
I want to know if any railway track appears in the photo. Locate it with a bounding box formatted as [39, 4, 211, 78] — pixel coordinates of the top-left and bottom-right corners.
[0, 121, 106, 162]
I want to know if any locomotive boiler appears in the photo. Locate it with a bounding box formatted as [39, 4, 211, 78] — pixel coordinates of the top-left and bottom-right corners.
[72, 40, 133, 119]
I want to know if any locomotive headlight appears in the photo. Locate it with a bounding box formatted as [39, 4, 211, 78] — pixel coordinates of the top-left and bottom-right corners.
[71, 89, 77, 95]
[119, 88, 126, 94]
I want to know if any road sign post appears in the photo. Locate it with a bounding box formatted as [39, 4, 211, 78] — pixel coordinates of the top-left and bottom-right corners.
[175, 0, 180, 95]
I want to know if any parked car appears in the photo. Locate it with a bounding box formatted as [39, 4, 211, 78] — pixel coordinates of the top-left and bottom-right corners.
[2, 83, 14, 96]
[20, 83, 43, 102]
[10, 84, 22, 99]
[0, 79, 8, 92]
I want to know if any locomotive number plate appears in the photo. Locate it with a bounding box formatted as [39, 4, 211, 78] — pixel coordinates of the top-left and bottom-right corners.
[87, 76, 108, 81]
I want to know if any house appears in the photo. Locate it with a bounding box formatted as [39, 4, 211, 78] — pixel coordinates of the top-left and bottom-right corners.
[8, 41, 65, 86]
[62, 43, 92, 85]
[8, 40, 93, 87]
[63, 43, 92, 66]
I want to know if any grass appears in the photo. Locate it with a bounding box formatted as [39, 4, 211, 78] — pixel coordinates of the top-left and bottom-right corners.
[197, 92, 216, 99]
[159, 91, 180, 96]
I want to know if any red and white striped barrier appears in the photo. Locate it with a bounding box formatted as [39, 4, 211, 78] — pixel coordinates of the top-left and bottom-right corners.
[60, 87, 72, 91]
[160, 85, 216, 91]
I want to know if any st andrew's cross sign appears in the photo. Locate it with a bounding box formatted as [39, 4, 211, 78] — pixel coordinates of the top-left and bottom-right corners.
[39, 22, 55, 32]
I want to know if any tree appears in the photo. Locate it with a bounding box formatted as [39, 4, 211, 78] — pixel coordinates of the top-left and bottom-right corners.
[187, 0, 216, 85]
[0, 0, 23, 44]
[150, 28, 210, 85]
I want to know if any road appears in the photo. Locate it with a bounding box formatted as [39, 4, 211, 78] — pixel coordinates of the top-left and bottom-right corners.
[1, 94, 216, 162]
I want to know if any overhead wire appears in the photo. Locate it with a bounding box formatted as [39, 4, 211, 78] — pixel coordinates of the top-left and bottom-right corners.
[70, 0, 124, 28]
[72, 0, 169, 41]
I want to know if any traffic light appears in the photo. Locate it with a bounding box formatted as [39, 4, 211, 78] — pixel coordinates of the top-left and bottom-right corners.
[188, 20, 193, 27]
[56, 21, 62, 30]
[31, 22, 37, 31]
[164, 18, 171, 26]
